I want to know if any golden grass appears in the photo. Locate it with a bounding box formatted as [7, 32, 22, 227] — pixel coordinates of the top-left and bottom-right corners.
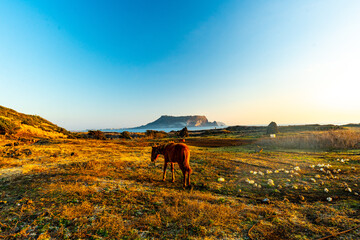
[258, 129, 360, 150]
[16, 124, 68, 139]
[0, 136, 359, 239]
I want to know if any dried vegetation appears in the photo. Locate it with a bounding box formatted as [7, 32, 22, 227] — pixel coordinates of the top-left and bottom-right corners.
[0, 130, 359, 239]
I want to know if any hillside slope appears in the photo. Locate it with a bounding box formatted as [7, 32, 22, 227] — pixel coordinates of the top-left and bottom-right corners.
[0, 105, 72, 139]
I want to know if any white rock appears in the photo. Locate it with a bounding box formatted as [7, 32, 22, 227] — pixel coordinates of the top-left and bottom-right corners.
[324, 188, 329, 193]
[327, 197, 332, 202]
[310, 178, 316, 183]
[294, 166, 301, 171]
[267, 179, 275, 186]
[345, 187, 352, 192]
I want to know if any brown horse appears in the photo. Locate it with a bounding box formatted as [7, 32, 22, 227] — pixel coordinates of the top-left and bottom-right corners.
[151, 143, 191, 187]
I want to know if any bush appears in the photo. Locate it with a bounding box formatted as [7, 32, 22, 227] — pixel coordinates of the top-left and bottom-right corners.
[267, 122, 279, 135]
[88, 130, 107, 140]
[145, 130, 167, 139]
[0, 118, 20, 135]
[178, 127, 189, 138]
[121, 131, 132, 139]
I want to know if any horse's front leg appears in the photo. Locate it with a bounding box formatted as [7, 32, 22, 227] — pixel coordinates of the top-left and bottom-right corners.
[162, 161, 168, 181]
[171, 163, 175, 182]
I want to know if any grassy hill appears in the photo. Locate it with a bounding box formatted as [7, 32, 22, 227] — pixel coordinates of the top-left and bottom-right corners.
[0, 105, 73, 139]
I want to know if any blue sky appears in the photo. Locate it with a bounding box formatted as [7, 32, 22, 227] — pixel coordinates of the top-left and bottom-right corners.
[1, 0, 360, 130]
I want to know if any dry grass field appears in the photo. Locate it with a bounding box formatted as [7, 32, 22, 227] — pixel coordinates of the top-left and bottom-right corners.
[0, 133, 359, 239]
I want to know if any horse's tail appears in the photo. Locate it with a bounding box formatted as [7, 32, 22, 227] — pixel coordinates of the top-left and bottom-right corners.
[183, 148, 192, 174]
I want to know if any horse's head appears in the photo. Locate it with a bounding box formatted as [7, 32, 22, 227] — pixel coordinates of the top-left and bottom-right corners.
[151, 145, 161, 162]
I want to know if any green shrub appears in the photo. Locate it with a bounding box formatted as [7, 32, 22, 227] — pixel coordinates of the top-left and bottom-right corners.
[266, 122, 279, 134]
[178, 127, 189, 138]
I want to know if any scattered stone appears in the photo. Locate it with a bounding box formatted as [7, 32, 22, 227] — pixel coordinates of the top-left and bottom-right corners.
[245, 179, 255, 184]
[217, 177, 225, 182]
[267, 179, 275, 186]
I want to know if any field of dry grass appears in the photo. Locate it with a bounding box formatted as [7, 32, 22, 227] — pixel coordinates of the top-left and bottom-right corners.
[0, 135, 359, 239]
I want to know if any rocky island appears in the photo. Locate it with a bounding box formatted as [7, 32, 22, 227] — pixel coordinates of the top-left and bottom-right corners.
[134, 115, 226, 130]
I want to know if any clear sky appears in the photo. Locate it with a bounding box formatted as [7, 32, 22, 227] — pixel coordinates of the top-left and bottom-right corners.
[1, 0, 360, 130]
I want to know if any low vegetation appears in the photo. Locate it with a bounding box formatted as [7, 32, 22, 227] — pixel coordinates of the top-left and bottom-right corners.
[0, 127, 359, 239]
[259, 129, 360, 150]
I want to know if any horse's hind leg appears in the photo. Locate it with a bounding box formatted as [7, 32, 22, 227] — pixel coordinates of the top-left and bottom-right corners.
[162, 162, 168, 181]
[187, 171, 191, 187]
[171, 163, 175, 182]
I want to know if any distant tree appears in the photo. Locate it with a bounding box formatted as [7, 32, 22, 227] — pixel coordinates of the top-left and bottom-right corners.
[178, 127, 189, 138]
[88, 130, 107, 140]
[266, 122, 279, 135]
[121, 131, 132, 139]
